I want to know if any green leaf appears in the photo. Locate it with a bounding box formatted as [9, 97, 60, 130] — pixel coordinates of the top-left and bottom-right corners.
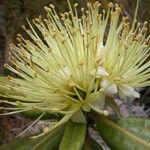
[59, 120, 87, 150]
[96, 116, 150, 150]
[0, 125, 64, 150]
[113, 117, 150, 142]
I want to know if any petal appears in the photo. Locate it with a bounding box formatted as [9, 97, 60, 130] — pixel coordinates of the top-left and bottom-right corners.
[90, 66, 109, 77]
[101, 79, 117, 95]
[97, 66, 109, 76]
[92, 93, 105, 109]
[118, 84, 140, 99]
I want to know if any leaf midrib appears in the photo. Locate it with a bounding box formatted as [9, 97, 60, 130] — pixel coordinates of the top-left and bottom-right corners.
[99, 117, 150, 149]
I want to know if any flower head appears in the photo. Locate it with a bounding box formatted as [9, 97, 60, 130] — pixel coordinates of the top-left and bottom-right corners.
[0, 1, 150, 137]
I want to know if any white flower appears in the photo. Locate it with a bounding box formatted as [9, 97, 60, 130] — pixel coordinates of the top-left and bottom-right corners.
[101, 79, 117, 95]
[100, 78, 140, 99]
[118, 84, 140, 99]
[90, 66, 109, 78]
[0, 1, 149, 138]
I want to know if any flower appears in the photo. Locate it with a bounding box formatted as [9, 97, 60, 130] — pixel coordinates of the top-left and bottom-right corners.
[90, 3, 150, 99]
[0, 1, 150, 137]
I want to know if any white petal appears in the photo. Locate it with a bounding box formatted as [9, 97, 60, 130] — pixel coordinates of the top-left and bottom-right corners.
[90, 66, 109, 77]
[118, 84, 140, 99]
[71, 109, 86, 123]
[97, 66, 109, 76]
[101, 79, 117, 95]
